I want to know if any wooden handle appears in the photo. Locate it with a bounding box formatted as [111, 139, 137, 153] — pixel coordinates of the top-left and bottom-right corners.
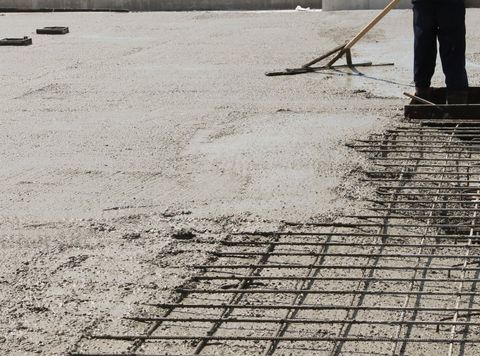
[403, 92, 436, 106]
[345, 0, 402, 50]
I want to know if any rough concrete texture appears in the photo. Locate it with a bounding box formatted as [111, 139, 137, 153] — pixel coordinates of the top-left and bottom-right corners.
[1, 9, 480, 355]
[0, 0, 322, 11]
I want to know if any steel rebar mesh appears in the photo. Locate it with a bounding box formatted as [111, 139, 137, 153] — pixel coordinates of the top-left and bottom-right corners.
[72, 120, 480, 356]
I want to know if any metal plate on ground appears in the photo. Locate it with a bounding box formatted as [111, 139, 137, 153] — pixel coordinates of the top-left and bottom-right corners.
[405, 87, 480, 120]
[36, 27, 69, 35]
[0, 36, 32, 46]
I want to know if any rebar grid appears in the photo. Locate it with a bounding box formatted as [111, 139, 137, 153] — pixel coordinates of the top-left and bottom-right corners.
[73, 121, 480, 356]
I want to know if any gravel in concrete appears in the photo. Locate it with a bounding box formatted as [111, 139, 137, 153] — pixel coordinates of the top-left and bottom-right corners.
[1, 10, 480, 355]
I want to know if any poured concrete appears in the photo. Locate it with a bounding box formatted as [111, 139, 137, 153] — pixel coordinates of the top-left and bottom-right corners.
[1, 9, 480, 355]
[323, 0, 480, 10]
[0, 0, 322, 11]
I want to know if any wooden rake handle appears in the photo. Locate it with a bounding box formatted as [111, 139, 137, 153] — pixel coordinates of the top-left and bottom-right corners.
[307, 0, 402, 68]
[344, 0, 402, 51]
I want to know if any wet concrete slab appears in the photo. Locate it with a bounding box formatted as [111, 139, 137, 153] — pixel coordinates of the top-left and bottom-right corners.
[1, 10, 480, 355]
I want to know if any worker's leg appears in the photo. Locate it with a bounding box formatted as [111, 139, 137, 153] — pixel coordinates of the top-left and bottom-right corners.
[437, 1, 469, 103]
[413, 2, 437, 97]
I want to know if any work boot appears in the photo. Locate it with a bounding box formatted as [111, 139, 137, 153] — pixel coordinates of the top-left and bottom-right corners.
[447, 90, 469, 105]
[415, 87, 431, 101]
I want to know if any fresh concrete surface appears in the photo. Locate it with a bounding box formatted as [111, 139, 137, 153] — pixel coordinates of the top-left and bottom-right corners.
[0, 0, 322, 11]
[0, 10, 415, 224]
[1, 9, 480, 355]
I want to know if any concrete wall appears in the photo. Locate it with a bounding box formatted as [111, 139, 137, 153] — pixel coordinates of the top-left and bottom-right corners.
[0, 0, 322, 11]
[2, 0, 479, 11]
[323, 0, 480, 10]
[324, 0, 409, 10]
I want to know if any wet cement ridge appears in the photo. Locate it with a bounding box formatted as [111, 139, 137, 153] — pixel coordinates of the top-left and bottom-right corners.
[72, 120, 480, 355]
